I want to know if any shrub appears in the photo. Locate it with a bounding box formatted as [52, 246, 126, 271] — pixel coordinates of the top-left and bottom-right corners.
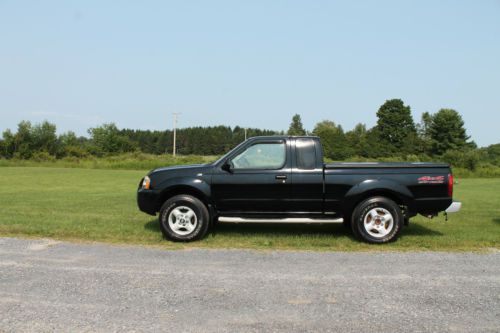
[64, 145, 90, 158]
[442, 150, 479, 171]
[403, 154, 421, 162]
[31, 151, 56, 162]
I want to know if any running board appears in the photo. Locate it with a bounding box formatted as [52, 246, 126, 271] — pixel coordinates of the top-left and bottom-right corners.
[218, 217, 344, 224]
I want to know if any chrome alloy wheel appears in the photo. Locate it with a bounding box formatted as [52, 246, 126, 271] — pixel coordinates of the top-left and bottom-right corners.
[363, 207, 394, 238]
[168, 206, 198, 236]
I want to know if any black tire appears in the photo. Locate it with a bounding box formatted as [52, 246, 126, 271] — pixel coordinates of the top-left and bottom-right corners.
[351, 196, 403, 244]
[159, 195, 210, 242]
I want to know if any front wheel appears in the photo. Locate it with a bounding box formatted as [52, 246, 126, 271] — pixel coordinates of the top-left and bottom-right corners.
[159, 195, 210, 242]
[351, 197, 403, 244]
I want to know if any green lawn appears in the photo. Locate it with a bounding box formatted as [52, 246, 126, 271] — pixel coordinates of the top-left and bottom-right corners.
[0, 167, 498, 251]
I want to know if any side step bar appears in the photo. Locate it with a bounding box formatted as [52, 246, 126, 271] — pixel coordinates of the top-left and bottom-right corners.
[218, 217, 344, 224]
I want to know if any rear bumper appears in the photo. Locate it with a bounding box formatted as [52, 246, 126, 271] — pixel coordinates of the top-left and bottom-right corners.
[445, 201, 462, 213]
[413, 197, 452, 215]
[137, 189, 160, 216]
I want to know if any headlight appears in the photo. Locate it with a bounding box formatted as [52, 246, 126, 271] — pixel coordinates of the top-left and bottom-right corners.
[142, 176, 151, 189]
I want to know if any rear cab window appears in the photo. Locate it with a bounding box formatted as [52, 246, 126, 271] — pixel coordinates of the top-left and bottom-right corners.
[295, 138, 317, 170]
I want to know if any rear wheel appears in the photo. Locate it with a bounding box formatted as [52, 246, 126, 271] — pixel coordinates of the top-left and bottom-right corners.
[159, 195, 210, 242]
[351, 197, 403, 243]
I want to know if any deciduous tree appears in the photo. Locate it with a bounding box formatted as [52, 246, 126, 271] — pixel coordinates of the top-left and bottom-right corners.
[88, 123, 136, 155]
[312, 120, 349, 160]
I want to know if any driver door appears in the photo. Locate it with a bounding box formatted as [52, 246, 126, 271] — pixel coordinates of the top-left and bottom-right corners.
[211, 139, 292, 213]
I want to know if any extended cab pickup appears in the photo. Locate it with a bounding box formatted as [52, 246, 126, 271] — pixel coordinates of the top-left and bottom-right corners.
[137, 136, 461, 243]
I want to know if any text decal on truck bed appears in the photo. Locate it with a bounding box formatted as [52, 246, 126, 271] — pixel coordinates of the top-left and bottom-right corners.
[418, 176, 445, 184]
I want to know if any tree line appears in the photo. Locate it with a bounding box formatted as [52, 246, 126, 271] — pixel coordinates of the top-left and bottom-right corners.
[0, 122, 278, 159]
[288, 99, 476, 158]
[1, 98, 498, 170]
[286, 99, 500, 170]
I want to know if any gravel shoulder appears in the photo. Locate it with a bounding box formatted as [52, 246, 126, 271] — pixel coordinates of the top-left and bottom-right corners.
[0, 237, 499, 333]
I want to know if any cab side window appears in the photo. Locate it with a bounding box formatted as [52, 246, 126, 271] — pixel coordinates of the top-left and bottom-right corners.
[232, 142, 286, 169]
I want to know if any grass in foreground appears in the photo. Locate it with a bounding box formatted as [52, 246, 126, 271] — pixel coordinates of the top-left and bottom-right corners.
[0, 167, 498, 251]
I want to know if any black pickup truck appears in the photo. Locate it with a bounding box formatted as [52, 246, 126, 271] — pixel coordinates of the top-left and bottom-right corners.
[138, 136, 461, 243]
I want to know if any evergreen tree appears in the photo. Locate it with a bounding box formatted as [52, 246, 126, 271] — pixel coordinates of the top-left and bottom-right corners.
[287, 114, 306, 136]
[376, 99, 417, 154]
[428, 109, 473, 155]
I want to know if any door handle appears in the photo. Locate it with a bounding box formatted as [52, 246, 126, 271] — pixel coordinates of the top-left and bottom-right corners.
[275, 175, 287, 180]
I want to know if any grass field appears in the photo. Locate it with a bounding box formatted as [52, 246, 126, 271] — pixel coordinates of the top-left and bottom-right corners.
[0, 166, 498, 251]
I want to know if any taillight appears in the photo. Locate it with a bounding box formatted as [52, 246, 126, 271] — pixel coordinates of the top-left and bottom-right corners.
[448, 174, 453, 197]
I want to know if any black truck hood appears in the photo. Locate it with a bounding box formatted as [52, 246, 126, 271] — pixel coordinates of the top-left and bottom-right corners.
[148, 164, 214, 187]
[149, 164, 214, 178]
[151, 164, 209, 174]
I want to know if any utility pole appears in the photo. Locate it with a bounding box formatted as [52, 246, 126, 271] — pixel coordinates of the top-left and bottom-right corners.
[172, 113, 181, 156]
[244, 128, 247, 140]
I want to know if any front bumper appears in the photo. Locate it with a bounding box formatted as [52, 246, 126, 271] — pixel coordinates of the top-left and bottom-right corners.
[137, 189, 160, 216]
[445, 201, 462, 213]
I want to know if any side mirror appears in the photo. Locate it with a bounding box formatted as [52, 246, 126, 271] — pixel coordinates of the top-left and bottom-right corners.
[222, 160, 233, 173]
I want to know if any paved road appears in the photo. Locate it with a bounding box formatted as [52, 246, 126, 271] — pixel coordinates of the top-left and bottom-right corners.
[0, 237, 499, 333]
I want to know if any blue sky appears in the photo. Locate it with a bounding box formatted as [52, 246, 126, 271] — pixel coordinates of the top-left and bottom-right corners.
[1, 1, 499, 146]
